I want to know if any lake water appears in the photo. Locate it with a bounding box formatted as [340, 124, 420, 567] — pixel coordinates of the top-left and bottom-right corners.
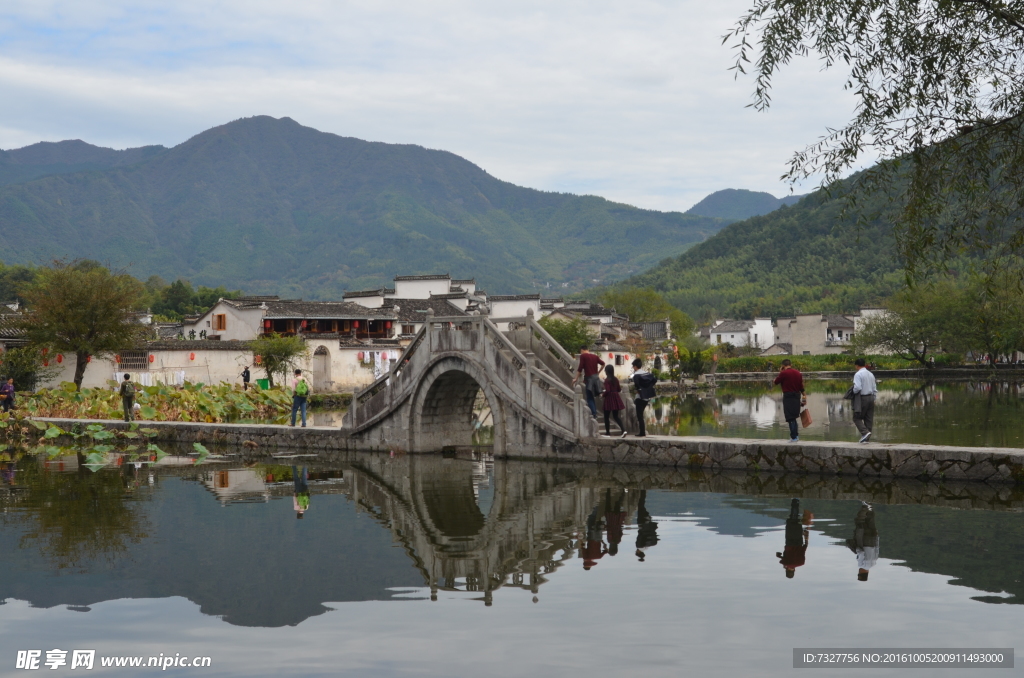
[645, 380, 1024, 447]
[1, 452, 1021, 677]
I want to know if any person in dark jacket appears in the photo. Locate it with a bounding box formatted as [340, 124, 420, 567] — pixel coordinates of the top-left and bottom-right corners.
[635, 489, 659, 561]
[601, 364, 627, 437]
[773, 359, 806, 442]
[119, 374, 136, 422]
[0, 376, 14, 413]
[241, 365, 251, 391]
[631, 358, 657, 437]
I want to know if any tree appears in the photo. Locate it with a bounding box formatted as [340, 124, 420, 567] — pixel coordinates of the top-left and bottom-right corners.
[729, 1, 1024, 277]
[948, 272, 1024, 361]
[18, 260, 145, 389]
[0, 346, 61, 391]
[250, 333, 309, 388]
[598, 287, 695, 337]
[537, 316, 596, 355]
[853, 283, 963, 366]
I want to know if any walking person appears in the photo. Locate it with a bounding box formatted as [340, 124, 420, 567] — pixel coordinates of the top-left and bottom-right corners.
[0, 376, 14, 413]
[852, 358, 878, 443]
[241, 365, 251, 391]
[773, 359, 806, 442]
[601, 364, 627, 438]
[631, 358, 658, 438]
[290, 369, 310, 427]
[119, 373, 136, 422]
[571, 346, 605, 418]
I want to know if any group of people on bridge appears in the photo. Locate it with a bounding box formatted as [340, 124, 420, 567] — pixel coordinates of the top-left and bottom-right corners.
[572, 348, 658, 438]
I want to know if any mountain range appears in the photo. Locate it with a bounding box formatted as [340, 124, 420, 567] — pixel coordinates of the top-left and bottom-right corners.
[0, 116, 732, 297]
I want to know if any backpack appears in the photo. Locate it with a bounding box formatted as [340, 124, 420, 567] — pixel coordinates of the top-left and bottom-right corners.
[120, 381, 135, 397]
[295, 378, 310, 397]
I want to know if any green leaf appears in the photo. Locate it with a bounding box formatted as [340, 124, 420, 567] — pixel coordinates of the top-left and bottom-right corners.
[43, 426, 63, 439]
[147, 443, 167, 460]
[90, 430, 115, 440]
[140, 406, 157, 419]
[29, 420, 48, 431]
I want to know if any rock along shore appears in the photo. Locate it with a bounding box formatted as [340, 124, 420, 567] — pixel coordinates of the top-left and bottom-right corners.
[34, 418, 1024, 485]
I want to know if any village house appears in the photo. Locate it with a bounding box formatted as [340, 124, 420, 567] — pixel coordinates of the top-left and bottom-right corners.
[699, 318, 774, 350]
[764, 313, 860, 356]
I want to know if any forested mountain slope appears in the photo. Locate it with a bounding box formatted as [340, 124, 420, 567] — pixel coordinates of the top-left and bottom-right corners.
[0, 116, 723, 297]
[0, 140, 166, 187]
[685, 188, 803, 222]
[631, 189, 905, 320]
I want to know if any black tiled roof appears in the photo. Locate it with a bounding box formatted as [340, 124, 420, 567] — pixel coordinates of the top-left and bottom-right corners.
[263, 300, 396, 319]
[385, 298, 468, 321]
[394, 274, 450, 281]
[343, 289, 387, 298]
[489, 294, 542, 301]
[825, 314, 856, 328]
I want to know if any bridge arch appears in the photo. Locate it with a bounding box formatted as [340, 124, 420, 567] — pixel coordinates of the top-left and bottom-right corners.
[409, 355, 507, 454]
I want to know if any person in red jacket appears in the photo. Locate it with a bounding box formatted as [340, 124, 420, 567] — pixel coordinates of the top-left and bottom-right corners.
[777, 498, 811, 578]
[773, 359, 806, 441]
[572, 347, 606, 418]
[601, 365, 627, 437]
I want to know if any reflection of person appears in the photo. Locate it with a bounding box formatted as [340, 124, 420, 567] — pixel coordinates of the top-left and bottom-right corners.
[776, 499, 811, 578]
[241, 365, 251, 391]
[601, 365, 627, 438]
[635, 489, 659, 561]
[773, 359, 805, 442]
[852, 358, 878, 443]
[581, 504, 607, 570]
[847, 502, 879, 581]
[604, 489, 626, 556]
[119, 374, 136, 422]
[572, 347, 606, 418]
[292, 465, 310, 519]
[0, 376, 15, 412]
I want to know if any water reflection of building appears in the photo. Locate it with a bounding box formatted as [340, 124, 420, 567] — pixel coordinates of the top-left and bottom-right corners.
[202, 468, 271, 505]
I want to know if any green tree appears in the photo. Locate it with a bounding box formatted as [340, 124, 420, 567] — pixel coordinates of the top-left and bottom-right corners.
[0, 346, 61, 391]
[729, 1, 1024, 277]
[537, 316, 596, 355]
[853, 284, 959, 366]
[18, 260, 145, 389]
[598, 287, 695, 337]
[251, 333, 309, 388]
[0, 262, 38, 306]
[950, 273, 1024, 361]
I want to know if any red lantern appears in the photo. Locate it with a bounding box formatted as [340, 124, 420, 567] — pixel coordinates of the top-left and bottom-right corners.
[86, 355, 92, 363]
[381, 352, 388, 361]
[189, 352, 196, 361]
[148, 354, 155, 363]
[56, 354, 63, 364]
[254, 355, 262, 365]
[41, 348, 48, 356]
[357, 351, 365, 361]
[608, 353, 614, 359]
[301, 320, 308, 330]
[42, 360, 49, 367]
[385, 321, 392, 329]
[115, 355, 121, 364]
[624, 355, 630, 360]
[353, 320, 360, 329]
[264, 320, 272, 330]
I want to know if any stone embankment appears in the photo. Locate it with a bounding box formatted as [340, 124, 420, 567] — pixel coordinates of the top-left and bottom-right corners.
[713, 367, 1024, 381]
[36, 418, 1024, 485]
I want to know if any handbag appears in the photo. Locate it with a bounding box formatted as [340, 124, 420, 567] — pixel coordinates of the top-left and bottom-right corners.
[800, 408, 813, 428]
[843, 386, 855, 400]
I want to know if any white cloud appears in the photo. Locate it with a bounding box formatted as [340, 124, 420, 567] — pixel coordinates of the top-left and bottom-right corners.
[0, 0, 860, 211]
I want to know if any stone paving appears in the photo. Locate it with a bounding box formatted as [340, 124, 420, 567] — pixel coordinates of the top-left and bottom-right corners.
[35, 418, 1024, 485]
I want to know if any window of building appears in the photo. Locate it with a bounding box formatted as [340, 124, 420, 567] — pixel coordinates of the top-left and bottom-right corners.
[615, 355, 623, 366]
[754, 334, 758, 344]
[402, 324, 415, 334]
[802, 351, 811, 355]
[118, 350, 150, 371]
[214, 314, 227, 331]
[716, 334, 722, 344]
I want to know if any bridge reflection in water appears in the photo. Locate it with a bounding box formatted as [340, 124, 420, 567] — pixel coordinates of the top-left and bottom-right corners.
[2, 452, 1023, 629]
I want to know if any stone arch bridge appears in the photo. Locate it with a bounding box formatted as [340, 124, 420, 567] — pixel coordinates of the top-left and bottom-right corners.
[344, 312, 600, 455]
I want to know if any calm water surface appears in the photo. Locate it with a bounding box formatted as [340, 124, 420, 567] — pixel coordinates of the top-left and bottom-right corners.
[645, 379, 1024, 447]
[1, 452, 1022, 677]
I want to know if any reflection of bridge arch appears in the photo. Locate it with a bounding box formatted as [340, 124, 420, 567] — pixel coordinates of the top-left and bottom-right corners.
[409, 355, 507, 455]
[343, 455, 601, 603]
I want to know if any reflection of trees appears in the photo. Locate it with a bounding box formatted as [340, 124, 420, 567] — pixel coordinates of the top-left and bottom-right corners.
[2, 459, 149, 570]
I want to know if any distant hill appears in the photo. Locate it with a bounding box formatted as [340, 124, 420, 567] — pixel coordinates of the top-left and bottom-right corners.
[630, 186, 904, 320]
[685, 188, 803, 222]
[0, 140, 166, 187]
[0, 117, 724, 297]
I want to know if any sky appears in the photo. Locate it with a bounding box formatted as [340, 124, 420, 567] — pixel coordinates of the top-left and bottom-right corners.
[0, 0, 859, 212]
